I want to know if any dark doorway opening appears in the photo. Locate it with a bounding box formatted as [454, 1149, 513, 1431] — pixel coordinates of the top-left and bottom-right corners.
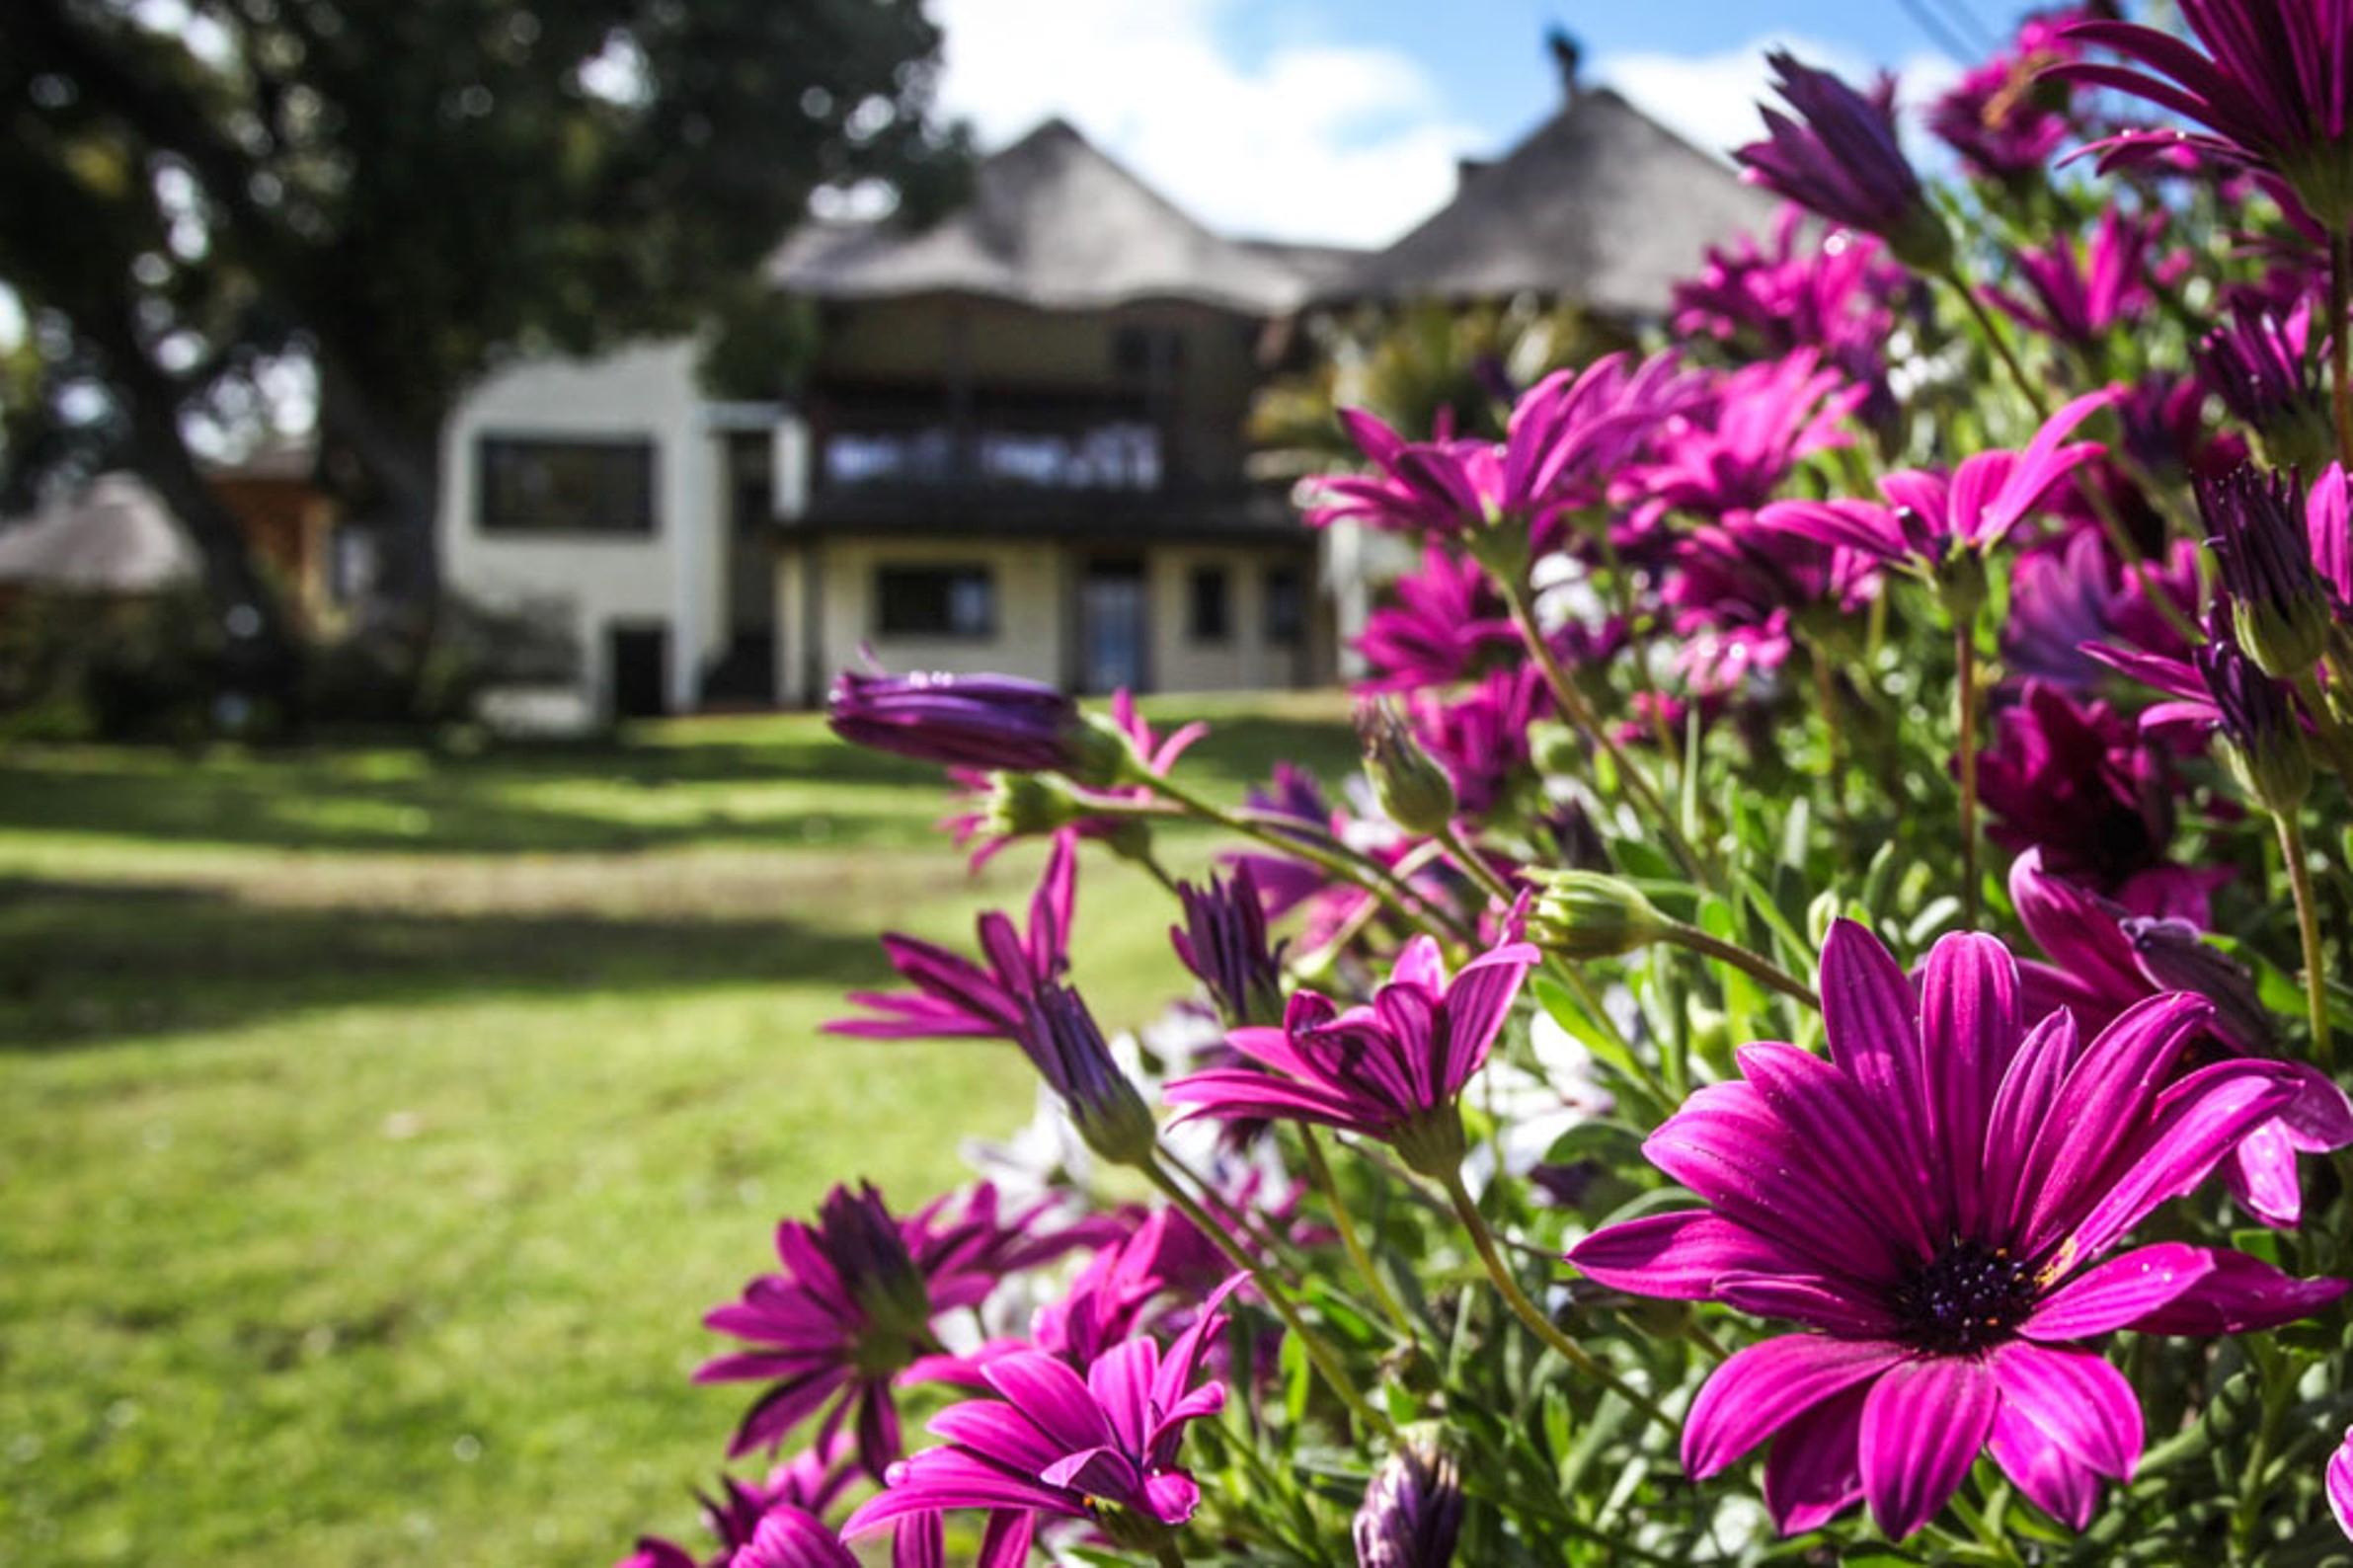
[609, 623, 669, 719]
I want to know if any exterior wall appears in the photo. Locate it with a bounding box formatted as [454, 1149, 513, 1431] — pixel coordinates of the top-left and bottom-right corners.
[439, 338, 723, 713]
[781, 535, 1067, 703]
[778, 535, 1322, 705]
[1148, 544, 1312, 693]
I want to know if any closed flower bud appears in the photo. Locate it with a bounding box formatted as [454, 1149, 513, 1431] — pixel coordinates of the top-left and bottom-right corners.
[1357, 699, 1458, 835]
[1020, 983, 1158, 1168]
[1529, 871, 1675, 959]
[2202, 467, 2332, 677]
[1172, 866, 1287, 1028]
[829, 668, 1081, 774]
[2198, 639, 2313, 815]
[1354, 1427, 1464, 1568]
[980, 770, 1085, 841]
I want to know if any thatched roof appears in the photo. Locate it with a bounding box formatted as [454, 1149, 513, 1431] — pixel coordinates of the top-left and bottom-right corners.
[768, 119, 1319, 316]
[0, 473, 197, 593]
[1329, 87, 1778, 318]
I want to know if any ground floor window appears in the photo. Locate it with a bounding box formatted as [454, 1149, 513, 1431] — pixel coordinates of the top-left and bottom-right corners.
[1187, 565, 1231, 642]
[875, 564, 996, 638]
[1264, 564, 1305, 646]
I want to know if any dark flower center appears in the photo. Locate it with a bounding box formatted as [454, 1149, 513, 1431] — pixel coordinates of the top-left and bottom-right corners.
[1889, 1240, 2038, 1354]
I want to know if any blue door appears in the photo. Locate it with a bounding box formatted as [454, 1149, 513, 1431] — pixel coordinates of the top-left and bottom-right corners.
[1078, 561, 1148, 693]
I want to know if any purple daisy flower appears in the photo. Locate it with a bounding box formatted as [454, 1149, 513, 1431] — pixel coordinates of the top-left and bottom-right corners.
[841, 1279, 1243, 1556]
[1761, 388, 2116, 575]
[1983, 209, 2164, 349]
[1164, 931, 1539, 1178]
[1738, 53, 1952, 270]
[723, 1504, 938, 1568]
[1929, 13, 2086, 184]
[2010, 848, 2353, 1228]
[1354, 544, 1520, 693]
[828, 832, 1076, 1044]
[1171, 864, 1287, 1029]
[697, 1183, 1003, 1474]
[2056, 3, 2353, 230]
[1976, 681, 2176, 889]
[1568, 920, 2344, 1537]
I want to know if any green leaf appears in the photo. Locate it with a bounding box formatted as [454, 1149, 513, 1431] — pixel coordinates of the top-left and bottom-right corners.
[1279, 1322, 1310, 1426]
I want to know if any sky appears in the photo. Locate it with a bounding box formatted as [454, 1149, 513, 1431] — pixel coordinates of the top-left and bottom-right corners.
[928, 0, 2041, 247]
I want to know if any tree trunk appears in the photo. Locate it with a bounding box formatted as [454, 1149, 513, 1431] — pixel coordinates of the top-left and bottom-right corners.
[314, 352, 443, 647]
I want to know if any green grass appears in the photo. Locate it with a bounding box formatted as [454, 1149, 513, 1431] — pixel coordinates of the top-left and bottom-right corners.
[0, 692, 1356, 1567]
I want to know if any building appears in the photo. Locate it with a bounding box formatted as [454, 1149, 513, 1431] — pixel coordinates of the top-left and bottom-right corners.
[436, 49, 1770, 719]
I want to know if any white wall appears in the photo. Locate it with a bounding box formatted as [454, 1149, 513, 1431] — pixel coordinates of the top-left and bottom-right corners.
[781, 537, 1067, 704]
[439, 338, 723, 713]
[1149, 544, 1309, 693]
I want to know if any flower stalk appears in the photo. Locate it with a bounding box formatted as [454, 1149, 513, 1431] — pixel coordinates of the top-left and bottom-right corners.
[2276, 813, 2333, 1069]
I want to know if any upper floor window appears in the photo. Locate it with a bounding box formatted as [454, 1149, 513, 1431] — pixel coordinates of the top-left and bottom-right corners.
[478, 435, 657, 535]
[1188, 566, 1230, 643]
[876, 565, 996, 639]
[822, 424, 1160, 493]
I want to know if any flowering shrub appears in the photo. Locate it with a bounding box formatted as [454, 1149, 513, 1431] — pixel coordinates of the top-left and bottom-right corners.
[622, 7, 2353, 1563]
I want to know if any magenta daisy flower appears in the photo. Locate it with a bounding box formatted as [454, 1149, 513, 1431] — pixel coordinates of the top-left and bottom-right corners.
[1983, 209, 2163, 349]
[841, 1279, 1242, 1556]
[696, 1183, 1003, 1473]
[2055, 4, 2353, 230]
[1761, 388, 2116, 579]
[2011, 848, 2353, 1229]
[1737, 53, 1952, 271]
[1164, 932, 1538, 1177]
[723, 1504, 939, 1568]
[828, 832, 1075, 1044]
[1568, 921, 2344, 1537]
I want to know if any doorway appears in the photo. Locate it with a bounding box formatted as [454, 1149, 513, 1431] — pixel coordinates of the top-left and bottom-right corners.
[1076, 559, 1148, 694]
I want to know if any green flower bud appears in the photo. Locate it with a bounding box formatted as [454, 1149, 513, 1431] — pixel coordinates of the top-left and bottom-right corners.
[1529, 871, 1675, 960]
[980, 769, 1085, 840]
[1065, 709, 1148, 789]
[1357, 699, 1457, 835]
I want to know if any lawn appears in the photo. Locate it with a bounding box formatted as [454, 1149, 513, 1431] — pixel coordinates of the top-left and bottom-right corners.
[0, 692, 1357, 1567]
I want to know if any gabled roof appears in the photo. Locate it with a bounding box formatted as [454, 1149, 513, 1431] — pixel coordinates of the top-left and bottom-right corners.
[768, 119, 1316, 316]
[1329, 88, 1778, 318]
[0, 473, 196, 593]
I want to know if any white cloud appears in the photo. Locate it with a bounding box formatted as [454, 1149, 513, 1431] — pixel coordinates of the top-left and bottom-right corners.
[929, 0, 1478, 247]
[1594, 34, 1963, 168]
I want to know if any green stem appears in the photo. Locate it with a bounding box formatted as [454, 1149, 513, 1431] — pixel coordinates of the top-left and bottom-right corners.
[1436, 821, 1519, 912]
[1151, 1540, 1187, 1568]
[2277, 814, 2333, 1069]
[2333, 229, 2353, 470]
[1956, 620, 1982, 928]
[1144, 1156, 1392, 1440]
[1299, 1128, 1418, 1347]
[1439, 1167, 1672, 1432]
[1144, 773, 1474, 947]
[1945, 265, 2052, 422]
[1494, 573, 1708, 886]
[1663, 919, 1822, 1009]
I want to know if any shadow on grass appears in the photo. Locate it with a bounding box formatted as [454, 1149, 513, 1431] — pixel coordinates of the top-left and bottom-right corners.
[0, 877, 892, 1052]
[0, 713, 1359, 858]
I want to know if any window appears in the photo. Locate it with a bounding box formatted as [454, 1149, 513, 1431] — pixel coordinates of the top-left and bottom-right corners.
[1265, 565, 1305, 646]
[1187, 566, 1230, 643]
[876, 565, 996, 638]
[1113, 326, 1184, 379]
[478, 436, 657, 535]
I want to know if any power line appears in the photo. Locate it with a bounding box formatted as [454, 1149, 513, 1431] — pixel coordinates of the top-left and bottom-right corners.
[1894, 0, 1982, 61]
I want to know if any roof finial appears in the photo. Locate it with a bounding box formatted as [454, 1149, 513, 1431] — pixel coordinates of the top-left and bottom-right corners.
[1546, 27, 1582, 102]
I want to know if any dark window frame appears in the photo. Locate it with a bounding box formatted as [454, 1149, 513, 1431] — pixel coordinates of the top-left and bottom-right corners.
[874, 563, 999, 640]
[1186, 565, 1231, 644]
[1264, 563, 1306, 647]
[476, 433, 659, 537]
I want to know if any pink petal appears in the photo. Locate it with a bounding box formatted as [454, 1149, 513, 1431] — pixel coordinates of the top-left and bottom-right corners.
[1988, 1342, 2141, 1479]
[2055, 1058, 2299, 1265]
[2225, 1121, 2305, 1228]
[1642, 1081, 1905, 1283]
[2126, 1248, 2350, 1335]
[1817, 919, 1930, 1164]
[1566, 1210, 1815, 1300]
[1763, 1383, 1869, 1534]
[1736, 1042, 1934, 1263]
[2021, 1242, 2213, 1341]
[1982, 1010, 2082, 1240]
[1683, 1335, 1905, 1479]
[1989, 1401, 2104, 1529]
[2329, 1429, 2353, 1540]
[1858, 1356, 1999, 1540]
[1918, 932, 2022, 1237]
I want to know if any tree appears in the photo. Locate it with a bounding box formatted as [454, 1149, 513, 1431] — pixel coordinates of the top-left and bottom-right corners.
[0, 0, 967, 697]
